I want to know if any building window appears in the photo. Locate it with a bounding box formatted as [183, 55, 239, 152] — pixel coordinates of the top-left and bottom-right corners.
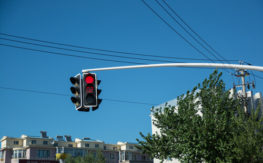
[31, 140, 36, 144]
[95, 144, 99, 148]
[64, 148, 85, 157]
[53, 143, 58, 147]
[127, 152, 132, 160]
[13, 150, 26, 158]
[38, 150, 50, 158]
[113, 147, 117, 151]
[132, 154, 136, 160]
[93, 152, 97, 158]
[68, 144, 73, 147]
[13, 141, 19, 145]
[104, 146, 106, 150]
[85, 143, 89, 147]
[74, 149, 84, 157]
[110, 153, 115, 159]
[129, 145, 134, 150]
[121, 151, 125, 161]
[43, 141, 48, 145]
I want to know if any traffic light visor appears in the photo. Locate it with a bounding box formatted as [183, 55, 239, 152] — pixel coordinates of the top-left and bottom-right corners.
[70, 77, 79, 85]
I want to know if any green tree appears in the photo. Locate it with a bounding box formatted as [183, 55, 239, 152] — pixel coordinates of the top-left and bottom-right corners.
[232, 107, 263, 162]
[64, 150, 106, 163]
[137, 70, 263, 162]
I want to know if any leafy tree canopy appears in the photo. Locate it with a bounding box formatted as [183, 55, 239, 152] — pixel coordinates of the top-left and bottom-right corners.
[64, 150, 106, 163]
[137, 70, 263, 162]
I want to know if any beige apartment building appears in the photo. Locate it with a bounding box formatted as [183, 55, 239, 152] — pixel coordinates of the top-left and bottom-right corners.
[0, 131, 152, 163]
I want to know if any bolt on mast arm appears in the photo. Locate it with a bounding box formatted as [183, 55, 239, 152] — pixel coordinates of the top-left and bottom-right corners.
[82, 63, 263, 73]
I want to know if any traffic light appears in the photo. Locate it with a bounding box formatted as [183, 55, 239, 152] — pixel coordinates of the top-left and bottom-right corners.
[82, 72, 102, 110]
[70, 74, 83, 110]
[92, 79, 102, 111]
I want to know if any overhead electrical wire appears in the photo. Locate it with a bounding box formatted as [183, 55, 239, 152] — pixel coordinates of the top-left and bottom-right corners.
[140, 0, 214, 62]
[103, 98, 157, 106]
[161, 0, 230, 63]
[0, 32, 237, 62]
[0, 86, 69, 97]
[0, 86, 157, 106]
[0, 43, 145, 65]
[252, 73, 263, 80]
[141, 0, 236, 74]
[156, 0, 235, 75]
[0, 37, 181, 63]
[0, 41, 239, 71]
[154, 0, 222, 62]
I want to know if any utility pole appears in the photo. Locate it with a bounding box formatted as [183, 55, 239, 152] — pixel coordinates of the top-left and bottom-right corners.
[235, 69, 249, 113]
[241, 70, 248, 113]
[234, 66, 256, 113]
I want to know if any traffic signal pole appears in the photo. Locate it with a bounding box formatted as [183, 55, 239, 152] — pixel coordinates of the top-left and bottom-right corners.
[82, 63, 263, 72]
[82, 62, 263, 113]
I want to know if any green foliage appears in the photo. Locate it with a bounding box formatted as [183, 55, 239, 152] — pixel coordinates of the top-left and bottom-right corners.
[64, 150, 106, 163]
[137, 70, 263, 162]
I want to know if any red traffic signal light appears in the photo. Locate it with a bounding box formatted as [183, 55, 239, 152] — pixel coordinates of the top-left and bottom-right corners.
[83, 73, 97, 107]
[85, 75, 95, 84]
[82, 73, 102, 111]
[70, 72, 102, 112]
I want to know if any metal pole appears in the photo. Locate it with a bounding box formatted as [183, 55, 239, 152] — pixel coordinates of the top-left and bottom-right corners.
[82, 62, 263, 114]
[82, 63, 263, 73]
[240, 70, 248, 113]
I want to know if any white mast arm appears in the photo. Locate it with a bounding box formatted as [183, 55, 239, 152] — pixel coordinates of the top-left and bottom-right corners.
[82, 63, 263, 73]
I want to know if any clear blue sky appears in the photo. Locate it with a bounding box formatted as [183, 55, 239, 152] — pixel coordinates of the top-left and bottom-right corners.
[0, 0, 263, 144]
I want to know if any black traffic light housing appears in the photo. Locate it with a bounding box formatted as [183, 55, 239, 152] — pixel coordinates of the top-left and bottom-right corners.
[70, 74, 83, 110]
[82, 73, 102, 110]
[70, 72, 102, 112]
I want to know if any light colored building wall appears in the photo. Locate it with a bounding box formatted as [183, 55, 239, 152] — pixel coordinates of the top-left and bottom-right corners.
[105, 144, 118, 151]
[117, 142, 140, 152]
[56, 141, 77, 148]
[23, 138, 53, 148]
[74, 138, 105, 149]
[1, 137, 23, 149]
[10, 159, 19, 163]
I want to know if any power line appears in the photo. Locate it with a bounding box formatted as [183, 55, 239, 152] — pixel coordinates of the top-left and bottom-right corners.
[0, 43, 238, 69]
[0, 86, 69, 97]
[0, 32, 237, 62]
[103, 98, 157, 106]
[142, 0, 235, 74]
[161, 0, 230, 63]
[141, 0, 214, 62]
[253, 74, 263, 80]
[0, 43, 145, 65]
[0, 37, 180, 63]
[0, 86, 156, 106]
[155, 0, 222, 62]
